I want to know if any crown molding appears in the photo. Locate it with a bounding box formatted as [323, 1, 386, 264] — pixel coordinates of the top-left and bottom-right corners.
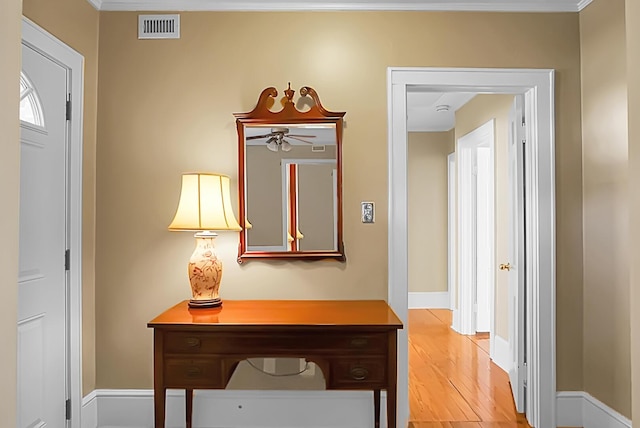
[577, 0, 594, 10]
[90, 0, 586, 12]
[86, 0, 103, 10]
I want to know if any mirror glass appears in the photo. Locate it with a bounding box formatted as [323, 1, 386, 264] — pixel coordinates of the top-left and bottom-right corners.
[235, 86, 345, 262]
[244, 124, 337, 252]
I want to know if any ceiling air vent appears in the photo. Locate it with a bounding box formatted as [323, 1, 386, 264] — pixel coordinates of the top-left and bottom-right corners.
[138, 14, 180, 39]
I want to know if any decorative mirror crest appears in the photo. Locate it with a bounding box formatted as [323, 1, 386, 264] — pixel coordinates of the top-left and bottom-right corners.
[235, 84, 346, 263]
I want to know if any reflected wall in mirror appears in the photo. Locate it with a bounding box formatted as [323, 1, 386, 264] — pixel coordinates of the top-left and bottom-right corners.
[235, 85, 345, 262]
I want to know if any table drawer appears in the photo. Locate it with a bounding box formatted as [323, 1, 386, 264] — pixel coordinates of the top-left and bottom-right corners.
[329, 358, 386, 389]
[164, 331, 388, 355]
[163, 358, 222, 388]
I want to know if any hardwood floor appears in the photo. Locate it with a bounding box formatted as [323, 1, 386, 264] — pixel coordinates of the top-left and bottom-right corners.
[409, 309, 531, 428]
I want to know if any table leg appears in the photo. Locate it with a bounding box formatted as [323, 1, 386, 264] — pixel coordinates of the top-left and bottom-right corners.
[387, 384, 397, 428]
[154, 387, 166, 428]
[387, 331, 398, 428]
[374, 389, 381, 428]
[186, 389, 193, 428]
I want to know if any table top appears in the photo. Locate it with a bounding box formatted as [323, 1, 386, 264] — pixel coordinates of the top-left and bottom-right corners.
[148, 300, 403, 329]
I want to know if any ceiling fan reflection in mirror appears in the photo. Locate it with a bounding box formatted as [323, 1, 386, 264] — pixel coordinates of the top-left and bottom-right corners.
[246, 127, 316, 152]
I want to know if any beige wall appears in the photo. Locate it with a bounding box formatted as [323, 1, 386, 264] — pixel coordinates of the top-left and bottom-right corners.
[95, 11, 583, 390]
[22, 0, 100, 396]
[580, 0, 631, 418]
[408, 131, 453, 293]
[0, 0, 22, 424]
[626, 0, 640, 422]
[455, 95, 514, 341]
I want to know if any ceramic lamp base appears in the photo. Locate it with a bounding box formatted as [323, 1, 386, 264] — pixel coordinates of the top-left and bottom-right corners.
[188, 231, 224, 309]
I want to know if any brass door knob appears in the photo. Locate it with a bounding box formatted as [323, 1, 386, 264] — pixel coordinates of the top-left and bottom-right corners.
[499, 263, 512, 271]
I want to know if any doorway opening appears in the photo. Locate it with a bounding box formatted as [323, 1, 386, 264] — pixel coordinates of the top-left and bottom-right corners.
[407, 94, 520, 425]
[388, 68, 555, 428]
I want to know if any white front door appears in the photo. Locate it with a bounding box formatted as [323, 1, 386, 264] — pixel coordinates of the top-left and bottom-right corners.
[507, 95, 526, 413]
[18, 42, 69, 428]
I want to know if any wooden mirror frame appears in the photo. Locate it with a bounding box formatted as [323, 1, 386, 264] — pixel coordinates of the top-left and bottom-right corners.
[235, 85, 346, 263]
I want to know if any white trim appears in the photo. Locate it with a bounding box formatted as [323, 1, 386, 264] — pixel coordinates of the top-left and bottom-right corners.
[82, 391, 98, 428]
[86, 0, 102, 9]
[577, 0, 594, 11]
[491, 334, 511, 374]
[86, 388, 638, 428]
[408, 292, 449, 309]
[447, 153, 456, 312]
[83, 389, 386, 428]
[387, 69, 410, 428]
[455, 129, 478, 335]
[388, 67, 555, 428]
[92, 0, 586, 12]
[21, 17, 84, 428]
[455, 119, 495, 337]
[556, 392, 632, 428]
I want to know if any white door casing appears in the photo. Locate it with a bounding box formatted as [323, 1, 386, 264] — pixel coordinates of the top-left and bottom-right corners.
[21, 17, 84, 428]
[447, 153, 457, 314]
[388, 68, 555, 428]
[454, 119, 495, 337]
[507, 95, 527, 413]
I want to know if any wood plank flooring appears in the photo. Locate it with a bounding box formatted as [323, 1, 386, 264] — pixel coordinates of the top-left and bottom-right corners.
[409, 309, 531, 428]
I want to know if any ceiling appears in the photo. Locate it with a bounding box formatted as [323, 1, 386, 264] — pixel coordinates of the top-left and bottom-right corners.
[407, 91, 477, 132]
[89, 0, 591, 12]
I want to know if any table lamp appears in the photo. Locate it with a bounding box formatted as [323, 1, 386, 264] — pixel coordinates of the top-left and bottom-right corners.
[168, 172, 241, 308]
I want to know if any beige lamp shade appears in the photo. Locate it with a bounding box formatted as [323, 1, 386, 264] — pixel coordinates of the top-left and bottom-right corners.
[168, 173, 242, 231]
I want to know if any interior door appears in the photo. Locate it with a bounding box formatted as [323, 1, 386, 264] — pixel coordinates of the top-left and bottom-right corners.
[18, 42, 69, 428]
[475, 146, 491, 333]
[507, 95, 526, 413]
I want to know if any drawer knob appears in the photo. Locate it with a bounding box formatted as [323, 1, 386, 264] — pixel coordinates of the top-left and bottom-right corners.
[186, 366, 202, 377]
[185, 337, 201, 348]
[350, 338, 368, 348]
[349, 366, 369, 381]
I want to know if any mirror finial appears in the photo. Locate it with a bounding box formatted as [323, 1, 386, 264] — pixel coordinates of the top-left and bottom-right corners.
[284, 82, 295, 104]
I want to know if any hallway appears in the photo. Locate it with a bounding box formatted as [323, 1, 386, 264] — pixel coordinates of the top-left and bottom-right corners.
[408, 309, 530, 428]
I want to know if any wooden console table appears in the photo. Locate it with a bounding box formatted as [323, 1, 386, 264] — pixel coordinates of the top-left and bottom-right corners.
[148, 300, 403, 428]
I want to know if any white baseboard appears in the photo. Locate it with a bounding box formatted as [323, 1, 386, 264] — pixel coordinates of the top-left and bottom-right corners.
[82, 390, 98, 428]
[556, 391, 632, 428]
[408, 291, 450, 309]
[82, 389, 387, 428]
[491, 334, 511, 374]
[83, 388, 632, 428]
[451, 308, 461, 332]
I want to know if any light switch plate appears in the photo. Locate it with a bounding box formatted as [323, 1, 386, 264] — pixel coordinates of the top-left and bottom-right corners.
[361, 202, 375, 223]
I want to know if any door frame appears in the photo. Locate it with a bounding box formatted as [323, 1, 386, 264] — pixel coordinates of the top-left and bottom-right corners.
[22, 16, 84, 427]
[454, 119, 495, 339]
[447, 152, 456, 313]
[388, 67, 555, 428]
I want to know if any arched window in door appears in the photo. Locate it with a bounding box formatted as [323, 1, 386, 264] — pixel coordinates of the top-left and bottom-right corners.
[19, 72, 45, 127]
